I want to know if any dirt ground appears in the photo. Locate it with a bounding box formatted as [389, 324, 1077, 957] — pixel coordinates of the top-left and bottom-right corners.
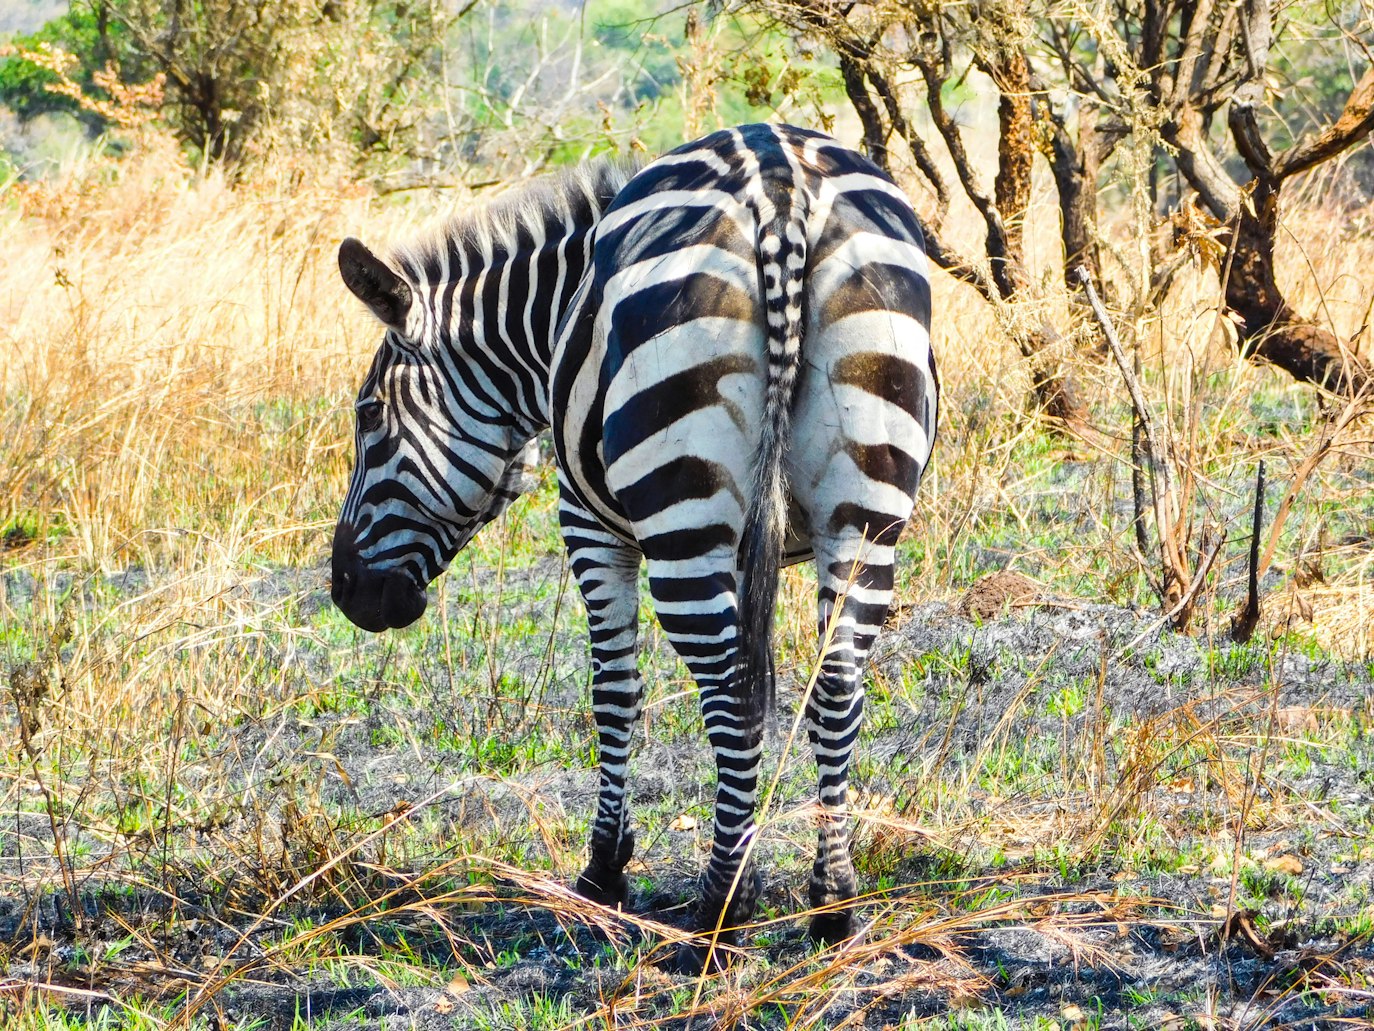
[3, 560, 1373, 1029]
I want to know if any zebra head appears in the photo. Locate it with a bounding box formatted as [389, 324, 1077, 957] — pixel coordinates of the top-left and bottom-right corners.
[331, 237, 538, 632]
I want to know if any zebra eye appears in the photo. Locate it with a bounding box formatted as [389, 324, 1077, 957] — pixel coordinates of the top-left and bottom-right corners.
[356, 399, 384, 434]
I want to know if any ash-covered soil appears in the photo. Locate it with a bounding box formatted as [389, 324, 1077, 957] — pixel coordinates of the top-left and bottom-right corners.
[3, 570, 1373, 1028]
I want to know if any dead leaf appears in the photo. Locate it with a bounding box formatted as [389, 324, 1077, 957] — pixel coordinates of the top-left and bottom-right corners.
[1263, 854, 1303, 876]
[1216, 910, 1275, 959]
[1170, 198, 1229, 275]
[669, 813, 697, 832]
[19, 936, 52, 959]
[304, 750, 353, 788]
[1274, 707, 1320, 733]
[948, 989, 980, 1010]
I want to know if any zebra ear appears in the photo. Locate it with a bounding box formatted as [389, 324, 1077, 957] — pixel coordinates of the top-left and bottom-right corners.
[339, 237, 412, 330]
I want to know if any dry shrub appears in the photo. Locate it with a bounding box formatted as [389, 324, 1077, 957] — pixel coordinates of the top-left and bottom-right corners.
[885, 139, 1374, 657]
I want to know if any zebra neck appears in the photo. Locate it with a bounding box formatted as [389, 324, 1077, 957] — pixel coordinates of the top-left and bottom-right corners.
[423, 190, 618, 437]
[394, 160, 637, 436]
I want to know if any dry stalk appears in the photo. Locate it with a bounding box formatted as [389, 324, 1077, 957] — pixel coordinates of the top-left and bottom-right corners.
[1223, 646, 1285, 946]
[1231, 460, 1267, 642]
[1075, 265, 1199, 626]
[6, 615, 85, 935]
[1254, 387, 1372, 584]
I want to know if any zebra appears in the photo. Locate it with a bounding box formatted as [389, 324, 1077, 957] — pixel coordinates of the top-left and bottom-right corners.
[331, 123, 937, 970]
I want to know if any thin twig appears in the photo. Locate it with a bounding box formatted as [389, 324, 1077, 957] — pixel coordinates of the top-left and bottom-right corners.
[1231, 460, 1266, 642]
[1074, 266, 1170, 499]
[1076, 265, 1191, 620]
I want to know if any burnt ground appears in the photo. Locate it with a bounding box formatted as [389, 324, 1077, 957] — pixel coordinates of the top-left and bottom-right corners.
[2, 563, 1374, 1029]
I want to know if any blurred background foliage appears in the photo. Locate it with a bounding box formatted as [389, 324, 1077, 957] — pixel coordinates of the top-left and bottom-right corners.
[0, 0, 842, 182]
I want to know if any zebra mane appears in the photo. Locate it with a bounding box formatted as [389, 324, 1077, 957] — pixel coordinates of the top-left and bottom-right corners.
[390, 157, 641, 282]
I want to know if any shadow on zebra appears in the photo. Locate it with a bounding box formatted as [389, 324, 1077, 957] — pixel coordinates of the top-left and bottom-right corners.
[329, 123, 938, 973]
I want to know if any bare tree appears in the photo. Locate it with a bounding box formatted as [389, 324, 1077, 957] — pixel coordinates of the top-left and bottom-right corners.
[1066, 0, 1374, 394]
[731, 1, 1096, 427]
[731, 0, 1374, 404]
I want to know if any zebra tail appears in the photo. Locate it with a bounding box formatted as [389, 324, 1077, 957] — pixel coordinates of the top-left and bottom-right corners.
[738, 203, 808, 725]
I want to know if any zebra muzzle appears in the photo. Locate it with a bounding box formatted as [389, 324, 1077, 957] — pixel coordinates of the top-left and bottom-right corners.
[331, 539, 428, 632]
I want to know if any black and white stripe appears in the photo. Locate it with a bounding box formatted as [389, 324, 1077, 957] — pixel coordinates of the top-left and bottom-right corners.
[330, 163, 632, 632]
[332, 124, 937, 968]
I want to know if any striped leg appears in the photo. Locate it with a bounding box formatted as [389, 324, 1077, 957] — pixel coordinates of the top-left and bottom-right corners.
[562, 496, 645, 909]
[647, 555, 762, 967]
[806, 534, 897, 943]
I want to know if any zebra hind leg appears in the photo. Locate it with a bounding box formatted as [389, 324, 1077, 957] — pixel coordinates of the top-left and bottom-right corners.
[806, 540, 896, 944]
[562, 501, 645, 911]
[648, 560, 763, 973]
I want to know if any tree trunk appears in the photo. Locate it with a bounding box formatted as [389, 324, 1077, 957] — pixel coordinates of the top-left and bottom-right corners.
[986, 48, 1089, 427]
[990, 49, 1033, 265]
[1228, 185, 1372, 393]
[1045, 103, 1103, 289]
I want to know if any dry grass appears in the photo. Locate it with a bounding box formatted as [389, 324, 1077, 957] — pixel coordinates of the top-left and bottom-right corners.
[1, 132, 1373, 1029]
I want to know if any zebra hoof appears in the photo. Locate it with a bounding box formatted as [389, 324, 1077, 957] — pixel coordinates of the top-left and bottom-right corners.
[575, 867, 630, 910]
[667, 934, 736, 975]
[809, 908, 856, 945]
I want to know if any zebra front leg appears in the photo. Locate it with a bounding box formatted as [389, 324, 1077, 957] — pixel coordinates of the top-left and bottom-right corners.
[649, 560, 762, 971]
[806, 542, 895, 944]
[562, 499, 645, 910]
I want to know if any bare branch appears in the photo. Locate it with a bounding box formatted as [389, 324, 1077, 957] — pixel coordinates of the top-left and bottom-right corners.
[1272, 66, 1374, 182]
[1074, 267, 1172, 505]
[1076, 265, 1198, 617]
[866, 66, 952, 233]
[834, 46, 992, 296]
[1167, 0, 1219, 111]
[1227, 0, 1275, 181]
[912, 51, 1021, 296]
[837, 53, 891, 174]
[1166, 106, 1240, 219]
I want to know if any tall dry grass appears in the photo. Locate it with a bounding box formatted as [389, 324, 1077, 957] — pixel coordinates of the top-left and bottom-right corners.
[3, 123, 1369, 564]
[4, 139, 374, 570]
